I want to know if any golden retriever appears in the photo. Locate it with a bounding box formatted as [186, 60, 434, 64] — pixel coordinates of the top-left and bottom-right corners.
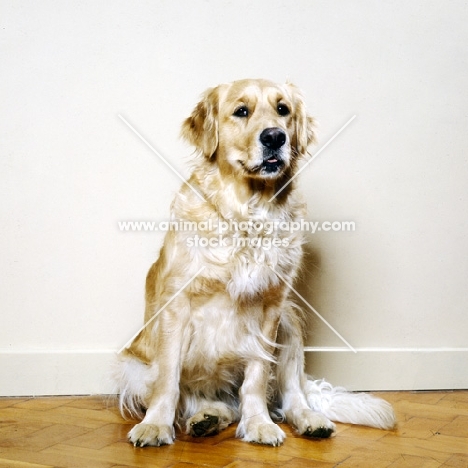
[115, 79, 395, 446]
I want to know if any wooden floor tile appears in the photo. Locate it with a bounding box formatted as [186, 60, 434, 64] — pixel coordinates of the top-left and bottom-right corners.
[439, 416, 468, 438]
[13, 397, 78, 411]
[442, 453, 468, 467]
[397, 416, 451, 439]
[387, 454, 442, 468]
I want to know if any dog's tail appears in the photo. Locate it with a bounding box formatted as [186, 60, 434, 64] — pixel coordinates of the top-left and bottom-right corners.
[304, 378, 396, 430]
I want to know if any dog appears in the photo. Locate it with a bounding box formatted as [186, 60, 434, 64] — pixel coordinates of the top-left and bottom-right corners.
[115, 79, 396, 447]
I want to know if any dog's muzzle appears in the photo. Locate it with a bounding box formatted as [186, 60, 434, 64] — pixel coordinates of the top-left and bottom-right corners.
[260, 127, 286, 173]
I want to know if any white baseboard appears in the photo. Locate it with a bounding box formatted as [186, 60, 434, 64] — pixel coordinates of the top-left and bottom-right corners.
[305, 347, 468, 391]
[0, 348, 466, 396]
[0, 350, 116, 397]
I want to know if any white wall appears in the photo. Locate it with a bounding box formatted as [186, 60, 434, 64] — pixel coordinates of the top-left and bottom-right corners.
[1, 0, 467, 395]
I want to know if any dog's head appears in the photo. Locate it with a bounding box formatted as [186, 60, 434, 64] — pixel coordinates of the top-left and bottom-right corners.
[181, 79, 315, 181]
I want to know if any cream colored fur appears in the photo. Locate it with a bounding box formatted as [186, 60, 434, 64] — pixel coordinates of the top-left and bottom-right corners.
[114, 79, 396, 447]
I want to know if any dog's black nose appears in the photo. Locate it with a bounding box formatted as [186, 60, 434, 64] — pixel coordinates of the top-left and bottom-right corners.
[260, 128, 286, 150]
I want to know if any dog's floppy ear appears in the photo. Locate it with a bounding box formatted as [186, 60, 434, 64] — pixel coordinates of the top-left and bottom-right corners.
[285, 83, 316, 157]
[181, 86, 219, 159]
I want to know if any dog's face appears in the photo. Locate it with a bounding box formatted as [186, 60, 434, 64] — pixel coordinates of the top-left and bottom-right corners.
[182, 79, 315, 181]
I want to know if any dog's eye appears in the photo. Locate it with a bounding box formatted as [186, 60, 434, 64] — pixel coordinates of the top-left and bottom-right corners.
[233, 106, 249, 118]
[277, 104, 290, 116]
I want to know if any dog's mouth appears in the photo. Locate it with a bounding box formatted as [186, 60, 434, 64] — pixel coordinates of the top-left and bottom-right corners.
[262, 156, 284, 173]
[239, 154, 285, 177]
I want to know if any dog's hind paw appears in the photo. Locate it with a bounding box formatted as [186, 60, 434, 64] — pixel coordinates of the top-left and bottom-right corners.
[186, 405, 235, 437]
[303, 425, 335, 439]
[189, 414, 220, 437]
[128, 423, 174, 447]
[288, 408, 336, 439]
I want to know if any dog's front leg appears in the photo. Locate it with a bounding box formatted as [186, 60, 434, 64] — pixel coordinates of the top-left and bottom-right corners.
[277, 307, 336, 439]
[236, 306, 285, 446]
[128, 305, 186, 447]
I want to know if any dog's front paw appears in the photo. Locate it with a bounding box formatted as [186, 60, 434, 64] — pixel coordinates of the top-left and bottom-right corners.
[240, 422, 285, 446]
[293, 409, 336, 439]
[128, 423, 174, 447]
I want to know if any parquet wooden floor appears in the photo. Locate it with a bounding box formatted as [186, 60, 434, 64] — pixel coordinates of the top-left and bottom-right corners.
[0, 391, 467, 467]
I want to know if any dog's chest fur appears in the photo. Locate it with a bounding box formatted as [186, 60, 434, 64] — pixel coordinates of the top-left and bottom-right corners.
[175, 184, 306, 299]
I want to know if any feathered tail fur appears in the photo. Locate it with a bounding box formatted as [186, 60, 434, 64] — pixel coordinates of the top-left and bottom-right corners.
[304, 379, 396, 430]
